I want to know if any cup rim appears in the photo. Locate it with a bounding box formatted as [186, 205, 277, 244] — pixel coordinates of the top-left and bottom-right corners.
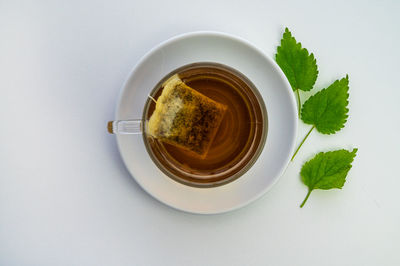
[141, 62, 268, 188]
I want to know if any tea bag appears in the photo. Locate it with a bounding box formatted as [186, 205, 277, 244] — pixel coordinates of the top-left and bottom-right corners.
[147, 74, 227, 158]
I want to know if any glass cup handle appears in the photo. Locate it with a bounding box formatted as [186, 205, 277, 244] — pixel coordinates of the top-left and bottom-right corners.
[107, 120, 143, 134]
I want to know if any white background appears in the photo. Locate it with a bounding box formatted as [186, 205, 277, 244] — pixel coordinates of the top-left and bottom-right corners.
[1, 0, 399, 265]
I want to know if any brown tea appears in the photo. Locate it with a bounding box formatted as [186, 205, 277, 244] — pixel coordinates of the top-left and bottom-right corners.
[143, 63, 267, 187]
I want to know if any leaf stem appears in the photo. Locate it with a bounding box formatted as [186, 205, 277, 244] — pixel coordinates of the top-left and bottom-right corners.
[291, 125, 315, 161]
[296, 88, 301, 118]
[300, 189, 312, 208]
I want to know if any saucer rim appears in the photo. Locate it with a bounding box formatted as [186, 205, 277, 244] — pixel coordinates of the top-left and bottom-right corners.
[115, 31, 298, 214]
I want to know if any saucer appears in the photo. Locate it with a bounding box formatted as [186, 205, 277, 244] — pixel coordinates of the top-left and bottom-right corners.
[115, 31, 297, 214]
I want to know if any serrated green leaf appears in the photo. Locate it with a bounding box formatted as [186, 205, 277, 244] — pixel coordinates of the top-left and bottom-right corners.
[299, 148, 357, 207]
[275, 28, 318, 92]
[301, 76, 350, 134]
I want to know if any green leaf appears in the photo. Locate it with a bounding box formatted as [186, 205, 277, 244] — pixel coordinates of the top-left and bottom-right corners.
[300, 148, 358, 207]
[275, 28, 318, 92]
[301, 76, 350, 134]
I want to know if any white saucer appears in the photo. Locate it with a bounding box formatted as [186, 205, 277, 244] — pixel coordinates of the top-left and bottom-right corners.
[115, 31, 297, 214]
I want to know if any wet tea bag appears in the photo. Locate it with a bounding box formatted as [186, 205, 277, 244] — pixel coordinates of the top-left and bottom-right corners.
[147, 74, 227, 158]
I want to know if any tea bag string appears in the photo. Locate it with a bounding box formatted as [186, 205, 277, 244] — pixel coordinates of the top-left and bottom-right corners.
[148, 95, 176, 118]
[145, 95, 157, 140]
[148, 95, 157, 103]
